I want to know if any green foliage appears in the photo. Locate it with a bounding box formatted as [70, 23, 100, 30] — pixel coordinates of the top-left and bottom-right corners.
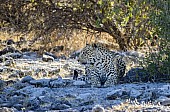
[142, 0, 170, 82]
[143, 41, 170, 81]
[0, 0, 162, 50]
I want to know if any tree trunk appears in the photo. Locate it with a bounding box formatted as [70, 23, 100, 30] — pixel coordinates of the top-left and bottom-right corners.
[117, 37, 128, 51]
[110, 33, 128, 51]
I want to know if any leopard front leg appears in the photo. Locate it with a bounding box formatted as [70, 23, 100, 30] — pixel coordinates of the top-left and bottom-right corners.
[85, 66, 101, 87]
[104, 64, 118, 87]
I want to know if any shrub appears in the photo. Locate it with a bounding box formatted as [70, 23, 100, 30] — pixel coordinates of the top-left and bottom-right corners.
[141, 0, 170, 82]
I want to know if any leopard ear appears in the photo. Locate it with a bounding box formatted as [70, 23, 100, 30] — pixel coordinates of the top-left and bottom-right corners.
[92, 43, 97, 48]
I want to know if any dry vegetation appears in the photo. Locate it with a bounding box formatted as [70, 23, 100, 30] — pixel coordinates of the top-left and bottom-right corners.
[0, 28, 121, 57]
[107, 100, 170, 112]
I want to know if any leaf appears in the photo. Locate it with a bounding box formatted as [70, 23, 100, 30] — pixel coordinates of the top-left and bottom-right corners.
[129, 12, 133, 18]
[124, 16, 129, 23]
[110, 1, 114, 6]
[129, 7, 133, 12]
[98, 0, 103, 5]
[102, 18, 107, 23]
[95, 19, 101, 28]
[30, 0, 34, 2]
[73, 8, 77, 11]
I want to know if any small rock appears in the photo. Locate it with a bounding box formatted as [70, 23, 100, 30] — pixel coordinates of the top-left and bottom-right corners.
[162, 85, 170, 90]
[3, 87, 16, 96]
[8, 95, 24, 106]
[50, 78, 66, 88]
[0, 47, 16, 56]
[5, 52, 22, 59]
[0, 97, 5, 104]
[16, 86, 52, 98]
[76, 93, 94, 106]
[22, 52, 38, 59]
[79, 100, 94, 106]
[161, 99, 170, 106]
[51, 103, 70, 110]
[0, 107, 17, 112]
[21, 75, 35, 83]
[13, 104, 23, 111]
[38, 96, 55, 104]
[158, 85, 170, 97]
[73, 80, 86, 86]
[45, 52, 58, 59]
[139, 90, 156, 102]
[42, 53, 54, 62]
[157, 96, 169, 102]
[30, 79, 51, 87]
[0, 103, 13, 108]
[25, 97, 40, 110]
[130, 89, 142, 98]
[79, 106, 92, 112]
[157, 96, 170, 106]
[77, 93, 92, 100]
[65, 93, 77, 99]
[142, 107, 162, 112]
[0, 93, 7, 101]
[106, 89, 123, 100]
[92, 105, 105, 112]
[12, 82, 30, 89]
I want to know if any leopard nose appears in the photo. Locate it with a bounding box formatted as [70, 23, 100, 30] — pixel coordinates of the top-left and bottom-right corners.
[77, 58, 81, 62]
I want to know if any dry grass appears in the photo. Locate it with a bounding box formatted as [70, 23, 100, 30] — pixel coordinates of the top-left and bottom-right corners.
[0, 29, 120, 56]
[106, 100, 170, 112]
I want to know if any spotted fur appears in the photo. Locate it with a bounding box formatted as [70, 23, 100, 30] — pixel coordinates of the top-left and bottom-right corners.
[78, 43, 126, 87]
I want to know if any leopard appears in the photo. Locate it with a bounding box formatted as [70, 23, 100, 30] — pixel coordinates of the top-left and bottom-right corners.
[78, 43, 126, 87]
